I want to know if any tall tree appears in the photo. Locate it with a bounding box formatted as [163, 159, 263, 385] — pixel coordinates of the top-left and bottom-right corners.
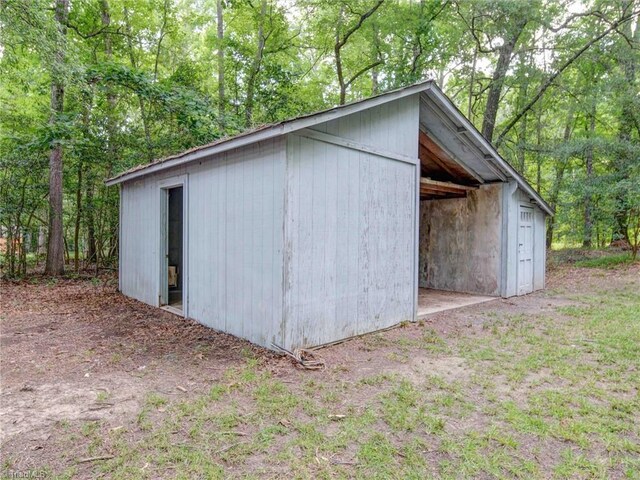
[480, 19, 527, 142]
[45, 0, 69, 276]
[333, 0, 384, 105]
[123, 6, 154, 161]
[245, 0, 267, 127]
[583, 104, 596, 248]
[612, 0, 640, 244]
[455, 0, 535, 142]
[494, 7, 640, 147]
[217, 0, 225, 124]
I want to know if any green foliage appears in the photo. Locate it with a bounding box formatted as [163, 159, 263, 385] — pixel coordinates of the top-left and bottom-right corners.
[1, 0, 639, 275]
[574, 253, 636, 269]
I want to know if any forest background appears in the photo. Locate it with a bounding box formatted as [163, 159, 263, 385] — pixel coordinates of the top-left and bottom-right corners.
[1, 0, 639, 276]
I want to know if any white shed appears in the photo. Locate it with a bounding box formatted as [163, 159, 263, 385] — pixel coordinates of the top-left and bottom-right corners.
[106, 81, 552, 350]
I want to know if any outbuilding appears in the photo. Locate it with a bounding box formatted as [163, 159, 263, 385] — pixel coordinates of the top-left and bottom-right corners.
[106, 81, 552, 351]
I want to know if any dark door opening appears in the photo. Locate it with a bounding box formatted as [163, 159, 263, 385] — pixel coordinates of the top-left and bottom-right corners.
[167, 186, 183, 309]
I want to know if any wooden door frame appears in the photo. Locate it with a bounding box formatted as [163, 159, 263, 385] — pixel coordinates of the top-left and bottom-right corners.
[158, 175, 188, 317]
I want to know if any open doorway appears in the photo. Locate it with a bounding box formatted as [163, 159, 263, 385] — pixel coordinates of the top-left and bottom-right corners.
[417, 129, 501, 316]
[163, 186, 184, 313]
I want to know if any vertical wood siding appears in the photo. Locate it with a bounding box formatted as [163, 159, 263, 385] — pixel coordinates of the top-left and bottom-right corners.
[501, 182, 518, 298]
[533, 208, 546, 290]
[501, 184, 547, 297]
[120, 177, 160, 306]
[119, 138, 286, 348]
[282, 97, 419, 348]
[186, 138, 286, 347]
[312, 95, 419, 158]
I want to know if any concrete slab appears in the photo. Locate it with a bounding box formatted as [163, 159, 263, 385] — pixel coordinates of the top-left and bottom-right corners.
[161, 304, 183, 316]
[417, 288, 496, 318]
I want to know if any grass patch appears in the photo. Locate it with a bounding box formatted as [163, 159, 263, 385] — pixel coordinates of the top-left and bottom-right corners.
[574, 253, 636, 269]
[14, 264, 639, 479]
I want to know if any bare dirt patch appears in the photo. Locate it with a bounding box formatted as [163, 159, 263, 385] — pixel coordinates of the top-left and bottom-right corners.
[1, 261, 638, 477]
[0, 274, 284, 470]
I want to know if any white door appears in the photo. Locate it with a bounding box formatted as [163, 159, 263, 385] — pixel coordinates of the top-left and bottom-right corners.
[517, 206, 534, 295]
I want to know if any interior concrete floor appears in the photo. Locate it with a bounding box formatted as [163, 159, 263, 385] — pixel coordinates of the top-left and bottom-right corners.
[417, 288, 496, 318]
[161, 289, 496, 320]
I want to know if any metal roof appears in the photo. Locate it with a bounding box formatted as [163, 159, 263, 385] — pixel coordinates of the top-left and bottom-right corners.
[105, 80, 552, 215]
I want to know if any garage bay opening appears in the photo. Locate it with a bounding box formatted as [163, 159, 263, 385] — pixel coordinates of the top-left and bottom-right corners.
[417, 127, 499, 317]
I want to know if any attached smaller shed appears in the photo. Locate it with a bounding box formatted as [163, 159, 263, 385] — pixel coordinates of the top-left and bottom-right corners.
[107, 81, 552, 351]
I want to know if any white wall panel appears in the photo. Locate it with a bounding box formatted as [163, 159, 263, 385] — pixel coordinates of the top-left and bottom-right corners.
[282, 97, 419, 348]
[120, 177, 160, 306]
[501, 184, 546, 297]
[119, 138, 286, 348]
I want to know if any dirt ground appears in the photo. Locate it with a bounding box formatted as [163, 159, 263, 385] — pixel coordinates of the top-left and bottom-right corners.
[1, 259, 638, 478]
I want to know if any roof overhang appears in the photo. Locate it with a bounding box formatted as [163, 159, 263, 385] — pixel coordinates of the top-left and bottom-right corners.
[105, 80, 552, 216]
[423, 85, 553, 215]
[105, 80, 436, 187]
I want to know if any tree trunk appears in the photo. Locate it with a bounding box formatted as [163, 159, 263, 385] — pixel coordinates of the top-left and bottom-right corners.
[101, 0, 121, 266]
[481, 20, 526, 142]
[334, 0, 384, 105]
[21, 211, 36, 275]
[612, 2, 638, 244]
[546, 109, 575, 248]
[517, 113, 527, 173]
[153, 0, 169, 81]
[44, 0, 68, 276]
[85, 182, 97, 264]
[46, 141, 65, 276]
[20, 228, 28, 275]
[335, 7, 347, 105]
[217, 0, 225, 125]
[245, 0, 267, 128]
[63, 228, 70, 265]
[516, 49, 531, 173]
[468, 46, 477, 121]
[101, 0, 117, 175]
[583, 106, 595, 248]
[7, 226, 15, 276]
[123, 7, 153, 162]
[11, 177, 29, 276]
[371, 21, 381, 94]
[74, 162, 82, 272]
[535, 107, 542, 192]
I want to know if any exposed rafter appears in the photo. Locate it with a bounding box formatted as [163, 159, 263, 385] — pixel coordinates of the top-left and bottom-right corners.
[418, 129, 484, 184]
[420, 177, 478, 200]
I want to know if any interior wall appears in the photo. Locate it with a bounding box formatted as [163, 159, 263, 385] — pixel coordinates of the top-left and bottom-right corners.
[419, 183, 502, 296]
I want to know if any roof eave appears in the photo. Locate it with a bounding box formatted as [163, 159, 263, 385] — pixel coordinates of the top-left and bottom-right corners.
[105, 80, 435, 186]
[425, 86, 554, 216]
[105, 124, 286, 187]
[105, 79, 554, 217]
